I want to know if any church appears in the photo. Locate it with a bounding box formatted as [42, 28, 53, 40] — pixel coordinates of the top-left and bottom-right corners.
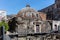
[8, 4, 51, 40]
[7, 0, 60, 40]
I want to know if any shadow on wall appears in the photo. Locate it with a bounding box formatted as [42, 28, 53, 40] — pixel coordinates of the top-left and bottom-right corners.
[8, 17, 18, 33]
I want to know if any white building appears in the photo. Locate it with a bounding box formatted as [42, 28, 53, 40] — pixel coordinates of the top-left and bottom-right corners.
[0, 10, 7, 21]
[53, 21, 60, 31]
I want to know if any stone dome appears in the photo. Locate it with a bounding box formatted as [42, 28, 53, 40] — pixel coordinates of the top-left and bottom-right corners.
[18, 5, 37, 17]
[17, 5, 40, 19]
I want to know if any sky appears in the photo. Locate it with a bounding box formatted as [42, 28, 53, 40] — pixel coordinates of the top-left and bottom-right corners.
[0, 0, 55, 15]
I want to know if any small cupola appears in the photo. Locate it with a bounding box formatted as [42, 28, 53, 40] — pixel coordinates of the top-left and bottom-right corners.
[26, 4, 30, 7]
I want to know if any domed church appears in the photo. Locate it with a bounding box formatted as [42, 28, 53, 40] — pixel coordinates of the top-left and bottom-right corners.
[8, 5, 51, 40]
[16, 5, 51, 34]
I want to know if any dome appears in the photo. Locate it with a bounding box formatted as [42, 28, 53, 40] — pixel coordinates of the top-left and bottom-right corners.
[17, 5, 39, 19]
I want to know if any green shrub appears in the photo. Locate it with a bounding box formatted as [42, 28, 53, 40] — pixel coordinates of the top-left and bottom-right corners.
[0, 21, 9, 31]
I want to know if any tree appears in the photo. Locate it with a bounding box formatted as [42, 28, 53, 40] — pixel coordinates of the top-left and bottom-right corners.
[0, 20, 9, 31]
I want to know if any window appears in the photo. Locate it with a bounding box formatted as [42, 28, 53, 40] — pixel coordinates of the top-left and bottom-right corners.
[28, 38, 33, 40]
[54, 24, 58, 31]
[32, 12, 36, 17]
[58, 25, 60, 31]
[26, 12, 30, 16]
[30, 22, 33, 25]
[36, 25, 39, 32]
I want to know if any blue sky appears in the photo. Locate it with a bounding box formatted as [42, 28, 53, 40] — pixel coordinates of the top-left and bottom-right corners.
[0, 0, 55, 15]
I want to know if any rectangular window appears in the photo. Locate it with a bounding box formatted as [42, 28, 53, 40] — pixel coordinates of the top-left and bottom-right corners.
[54, 24, 58, 31]
[58, 25, 60, 31]
[36, 25, 39, 32]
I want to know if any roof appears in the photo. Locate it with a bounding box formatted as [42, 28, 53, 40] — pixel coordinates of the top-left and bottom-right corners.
[17, 5, 39, 19]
